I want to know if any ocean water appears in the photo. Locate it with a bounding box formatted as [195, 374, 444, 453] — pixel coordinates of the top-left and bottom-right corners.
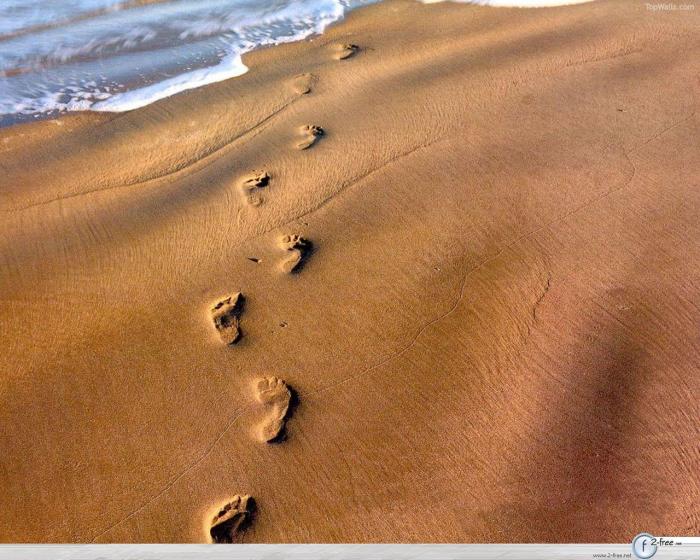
[0, 0, 591, 126]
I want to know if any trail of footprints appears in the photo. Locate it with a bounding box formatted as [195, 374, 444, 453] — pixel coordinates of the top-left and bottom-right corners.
[204, 43, 360, 543]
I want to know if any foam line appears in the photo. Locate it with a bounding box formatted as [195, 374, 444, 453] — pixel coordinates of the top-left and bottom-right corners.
[92, 53, 249, 112]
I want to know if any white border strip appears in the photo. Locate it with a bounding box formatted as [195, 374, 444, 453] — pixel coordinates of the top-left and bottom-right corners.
[0, 544, 698, 560]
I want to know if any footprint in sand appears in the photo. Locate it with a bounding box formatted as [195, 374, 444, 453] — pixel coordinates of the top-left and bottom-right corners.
[209, 495, 255, 543]
[239, 170, 270, 207]
[291, 73, 314, 95]
[255, 376, 292, 443]
[332, 43, 359, 60]
[295, 124, 324, 150]
[279, 234, 312, 273]
[211, 293, 245, 345]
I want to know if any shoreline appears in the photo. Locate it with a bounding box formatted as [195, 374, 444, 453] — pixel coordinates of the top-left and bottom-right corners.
[0, 0, 600, 129]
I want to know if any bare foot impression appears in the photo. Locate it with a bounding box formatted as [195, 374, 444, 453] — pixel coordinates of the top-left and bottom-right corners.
[209, 495, 255, 543]
[211, 293, 245, 345]
[279, 234, 312, 273]
[291, 73, 314, 95]
[296, 124, 324, 150]
[333, 43, 359, 60]
[239, 170, 270, 207]
[255, 376, 292, 443]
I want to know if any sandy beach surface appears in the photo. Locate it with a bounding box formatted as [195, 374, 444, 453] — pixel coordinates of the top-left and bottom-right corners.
[1, 0, 698, 543]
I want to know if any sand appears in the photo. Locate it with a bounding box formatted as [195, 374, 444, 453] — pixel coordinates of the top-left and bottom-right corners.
[0, 0, 698, 543]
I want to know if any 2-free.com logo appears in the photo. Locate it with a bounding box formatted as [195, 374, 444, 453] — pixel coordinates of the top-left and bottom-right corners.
[632, 533, 657, 559]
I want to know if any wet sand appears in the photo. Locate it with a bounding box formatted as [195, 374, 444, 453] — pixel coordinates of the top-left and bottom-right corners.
[0, 0, 698, 543]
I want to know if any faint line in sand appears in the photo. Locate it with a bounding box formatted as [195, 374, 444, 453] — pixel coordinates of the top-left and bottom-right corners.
[7, 96, 298, 214]
[87, 406, 252, 542]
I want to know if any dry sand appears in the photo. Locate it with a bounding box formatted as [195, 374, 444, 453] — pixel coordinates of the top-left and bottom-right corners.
[0, 0, 698, 543]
